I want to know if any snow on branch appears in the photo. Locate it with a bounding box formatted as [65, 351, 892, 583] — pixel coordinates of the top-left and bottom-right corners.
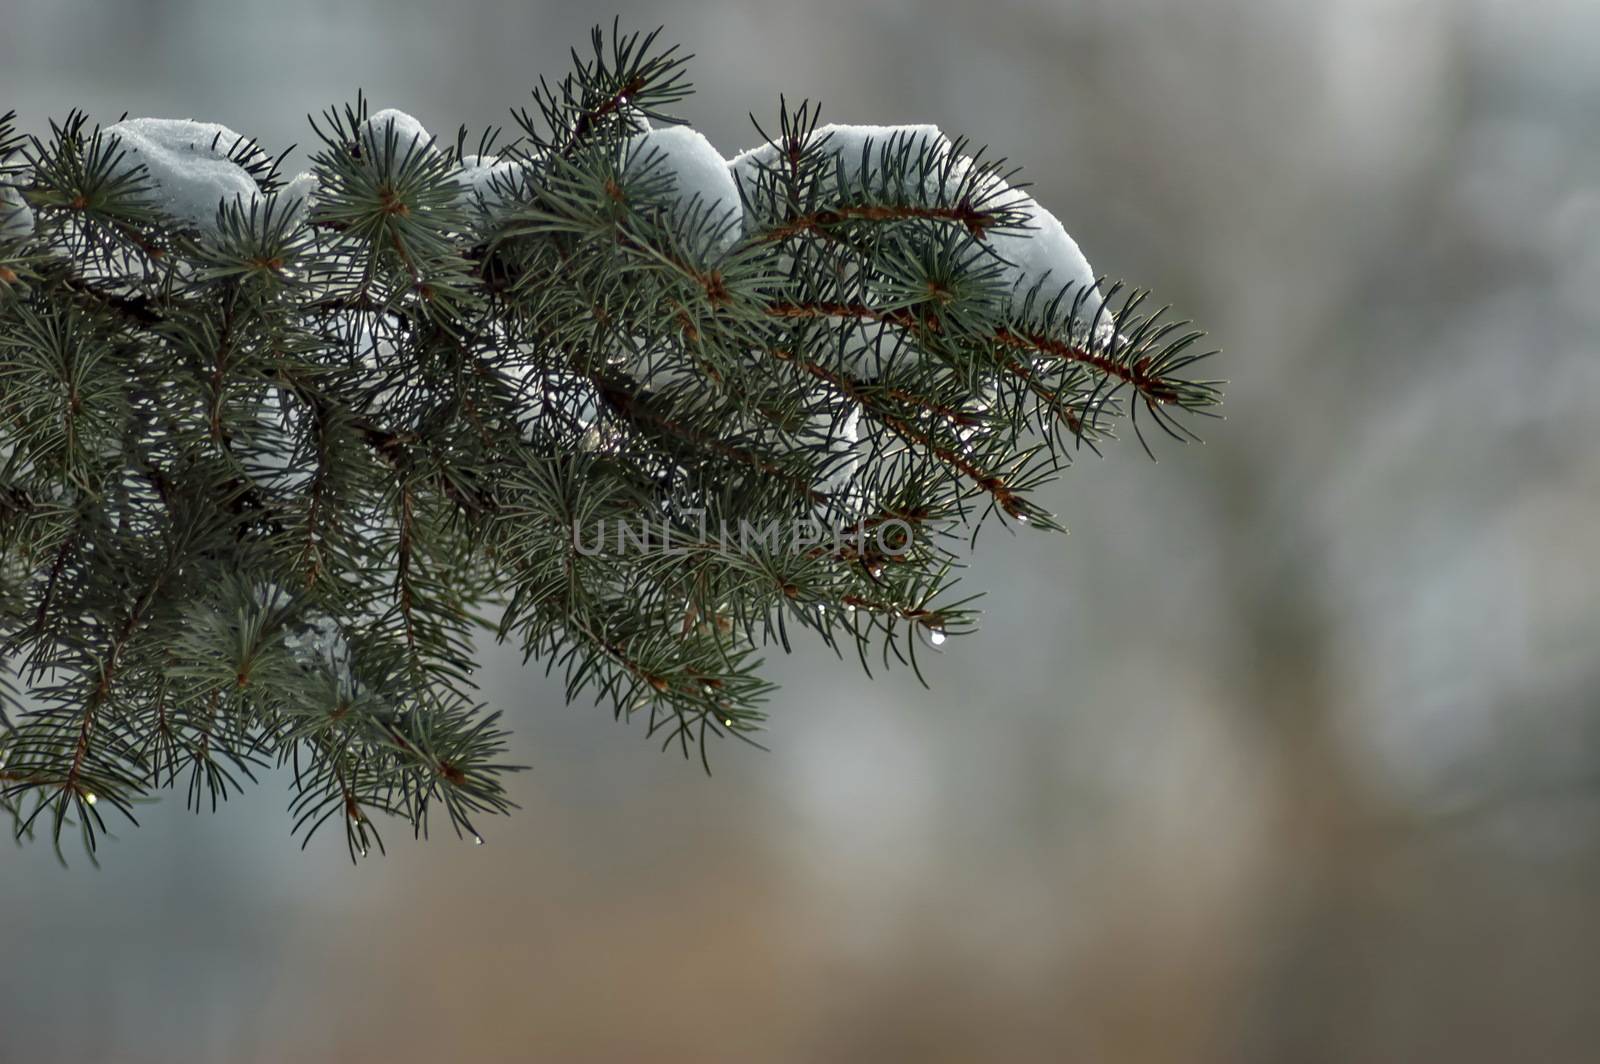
[0, 32, 1220, 862]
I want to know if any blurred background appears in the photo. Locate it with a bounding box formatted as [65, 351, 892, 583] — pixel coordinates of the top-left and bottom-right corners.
[3, 0, 1599, 1060]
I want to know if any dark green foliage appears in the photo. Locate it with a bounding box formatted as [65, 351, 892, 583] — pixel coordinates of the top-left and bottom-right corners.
[0, 25, 1221, 861]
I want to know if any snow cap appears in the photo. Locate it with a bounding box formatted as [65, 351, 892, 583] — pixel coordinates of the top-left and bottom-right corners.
[277, 171, 319, 227]
[104, 118, 269, 235]
[730, 124, 1102, 320]
[358, 109, 435, 159]
[808, 123, 947, 188]
[458, 153, 525, 210]
[980, 177, 1101, 319]
[728, 123, 949, 205]
[626, 125, 743, 251]
[0, 183, 33, 241]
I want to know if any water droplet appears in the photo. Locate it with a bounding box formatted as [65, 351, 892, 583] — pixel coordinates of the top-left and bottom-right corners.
[1015, 513, 1030, 525]
[473, 834, 484, 846]
[84, 792, 98, 806]
[723, 718, 733, 728]
[929, 629, 947, 647]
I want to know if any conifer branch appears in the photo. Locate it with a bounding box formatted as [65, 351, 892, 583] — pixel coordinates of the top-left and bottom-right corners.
[0, 25, 1223, 860]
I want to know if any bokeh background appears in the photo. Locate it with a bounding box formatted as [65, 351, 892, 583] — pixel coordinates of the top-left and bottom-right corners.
[4, 0, 1599, 1060]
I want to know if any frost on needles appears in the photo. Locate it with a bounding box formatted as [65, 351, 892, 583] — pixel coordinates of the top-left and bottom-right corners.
[0, 25, 1221, 860]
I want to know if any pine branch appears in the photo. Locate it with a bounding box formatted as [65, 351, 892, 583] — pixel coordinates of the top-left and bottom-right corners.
[0, 26, 1223, 861]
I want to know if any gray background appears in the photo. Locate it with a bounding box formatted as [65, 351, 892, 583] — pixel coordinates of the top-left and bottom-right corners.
[3, 0, 1599, 1060]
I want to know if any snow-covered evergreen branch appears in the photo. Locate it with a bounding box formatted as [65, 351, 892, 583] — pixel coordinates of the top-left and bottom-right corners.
[0, 24, 1221, 861]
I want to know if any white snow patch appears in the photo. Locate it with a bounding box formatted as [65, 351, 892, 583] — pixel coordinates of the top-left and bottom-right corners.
[965, 164, 1101, 320]
[277, 171, 319, 226]
[811, 123, 947, 190]
[501, 360, 603, 443]
[730, 124, 1103, 322]
[104, 118, 268, 236]
[617, 105, 651, 136]
[457, 153, 525, 210]
[248, 387, 315, 493]
[0, 183, 33, 241]
[358, 109, 435, 159]
[282, 612, 349, 671]
[728, 123, 949, 210]
[830, 318, 927, 378]
[626, 125, 742, 250]
[276, 598, 358, 690]
[814, 402, 862, 496]
[257, 572, 374, 702]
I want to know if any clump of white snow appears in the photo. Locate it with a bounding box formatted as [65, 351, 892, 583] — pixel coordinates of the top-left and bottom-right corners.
[358, 109, 435, 159]
[104, 118, 270, 236]
[828, 317, 928, 378]
[810, 123, 947, 191]
[729, 123, 1104, 321]
[457, 153, 525, 211]
[0, 183, 33, 242]
[617, 105, 651, 136]
[813, 402, 862, 496]
[273, 594, 359, 693]
[277, 171, 319, 226]
[500, 360, 604, 444]
[963, 164, 1101, 321]
[282, 611, 352, 675]
[247, 386, 315, 493]
[728, 123, 949, 210]
[626, 125, 743, 251]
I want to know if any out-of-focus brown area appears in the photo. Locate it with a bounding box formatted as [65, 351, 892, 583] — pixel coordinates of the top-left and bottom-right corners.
[3, 0, 1598, 1060]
